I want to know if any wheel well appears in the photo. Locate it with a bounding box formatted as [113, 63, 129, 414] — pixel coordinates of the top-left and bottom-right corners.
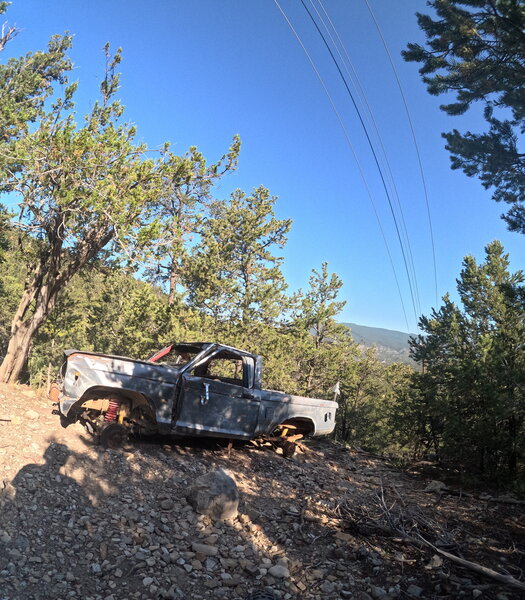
[277, 418, 315, 436]
[72, 386, 156, 419]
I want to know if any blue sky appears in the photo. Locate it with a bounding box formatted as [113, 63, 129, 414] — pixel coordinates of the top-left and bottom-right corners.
[3, 0, 524, 332]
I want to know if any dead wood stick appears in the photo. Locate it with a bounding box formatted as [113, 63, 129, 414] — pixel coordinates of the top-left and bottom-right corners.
[347, 499, 525, 590]
[352, 447, 391, 462]
[390, 484, 407, 508]
[417, 535, 525, 592]
[430, 488, 525, 505]
[343, 493, 525, 591]
[486, 497, 525, 506]
[298, 507, 308, 541]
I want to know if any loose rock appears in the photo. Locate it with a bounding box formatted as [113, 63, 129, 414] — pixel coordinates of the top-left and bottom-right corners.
[191, 542, 219, 556]
[185, 469, 239, 520]
[268, 564, 290, 578]
[407, 584, 424, 597]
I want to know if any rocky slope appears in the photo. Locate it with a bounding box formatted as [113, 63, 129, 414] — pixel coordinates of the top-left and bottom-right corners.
[0, 384, 524, 600]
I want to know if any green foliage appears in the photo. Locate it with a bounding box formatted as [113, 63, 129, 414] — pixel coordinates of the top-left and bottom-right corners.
[336, 349, 414, 452]
[404, 0, 525, 232]
[0, 39, 172, 381]
[290, 263, 356, 398]
[0, 28, 72, 142]
[88, 274, 167, 359]
[185, 186, 291, 338]
[149, 136, 241, 304]
[293, 263, 347, 345]
[410, 241, 525, 480]
[2, 45, 164, 262]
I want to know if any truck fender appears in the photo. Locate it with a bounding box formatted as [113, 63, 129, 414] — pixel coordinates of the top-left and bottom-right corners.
[68, 386, 156, 423]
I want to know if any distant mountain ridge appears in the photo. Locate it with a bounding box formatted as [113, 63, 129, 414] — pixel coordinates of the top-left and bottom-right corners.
[342, 322, 417, 365]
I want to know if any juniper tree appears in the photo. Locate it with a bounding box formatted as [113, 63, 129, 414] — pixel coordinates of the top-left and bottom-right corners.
[0, 45, 168, 382]
[0, 3, 72, 143]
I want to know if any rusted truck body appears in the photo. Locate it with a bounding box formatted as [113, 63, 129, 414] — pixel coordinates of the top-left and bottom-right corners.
[55, 342, 337, 449]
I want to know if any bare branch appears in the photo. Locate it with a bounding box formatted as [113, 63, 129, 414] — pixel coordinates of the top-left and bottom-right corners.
[0, 21, 18, 52]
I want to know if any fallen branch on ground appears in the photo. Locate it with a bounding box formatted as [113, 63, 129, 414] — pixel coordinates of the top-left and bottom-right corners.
[339, 481, 525, 592]
[485, 497, 525, 506]
[416, 535, 525, 592]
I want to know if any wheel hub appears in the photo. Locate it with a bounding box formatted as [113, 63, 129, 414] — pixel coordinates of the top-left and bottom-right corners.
[99, 422, 128, 448]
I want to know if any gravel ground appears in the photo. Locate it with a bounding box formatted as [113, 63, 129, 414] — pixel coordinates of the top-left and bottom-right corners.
[1, 383, 524, 600]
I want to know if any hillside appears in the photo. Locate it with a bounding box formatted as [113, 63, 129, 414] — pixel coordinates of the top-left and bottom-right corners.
[344, 322, 417, 365]
[1, 384, 524, 599]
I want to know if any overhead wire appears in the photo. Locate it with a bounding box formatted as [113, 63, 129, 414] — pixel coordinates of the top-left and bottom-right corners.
[313, 0, 422, 317]
[364, 0, 438, 307]
[298, 0, 421, 326]
[272, 0, 410, 331]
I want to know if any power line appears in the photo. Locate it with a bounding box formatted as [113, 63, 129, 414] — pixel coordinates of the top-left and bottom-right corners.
[298, 0, 421, 325]
[272, 0, 410, 331]
[364, 0, 438, 307]
[313, 0, 422, 317]
[312, 0, 422, 317]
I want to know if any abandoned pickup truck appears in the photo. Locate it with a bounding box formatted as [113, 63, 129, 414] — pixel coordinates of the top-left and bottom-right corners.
[54, 342, 337, 453]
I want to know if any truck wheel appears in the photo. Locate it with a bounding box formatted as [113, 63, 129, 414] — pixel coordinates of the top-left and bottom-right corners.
[245, 591, 278, 600]
[99, 422, 128, 449]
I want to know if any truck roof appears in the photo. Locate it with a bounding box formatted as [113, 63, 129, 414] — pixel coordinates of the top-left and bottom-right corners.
[147, 342, 259, 363]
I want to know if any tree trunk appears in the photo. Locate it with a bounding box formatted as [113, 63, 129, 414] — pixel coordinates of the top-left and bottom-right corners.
[0, 228, 113, 383]
[508, 415, 518, 475]
[0, 317, 42, 383]
[168, 261, 177, 306]
[0, 256, 61, 383]
[340, 402, 349, 441]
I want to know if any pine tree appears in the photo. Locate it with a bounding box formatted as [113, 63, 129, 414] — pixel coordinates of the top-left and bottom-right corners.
[184, 186, 291, 343]
[290, 263, 356, 398]
[411, 241, 525, 478]
[404, 1, 525, 232]
[150, 137, 241, 304]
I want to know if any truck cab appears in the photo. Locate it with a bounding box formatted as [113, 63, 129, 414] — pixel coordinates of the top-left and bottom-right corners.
[151, 342, 263, 439]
